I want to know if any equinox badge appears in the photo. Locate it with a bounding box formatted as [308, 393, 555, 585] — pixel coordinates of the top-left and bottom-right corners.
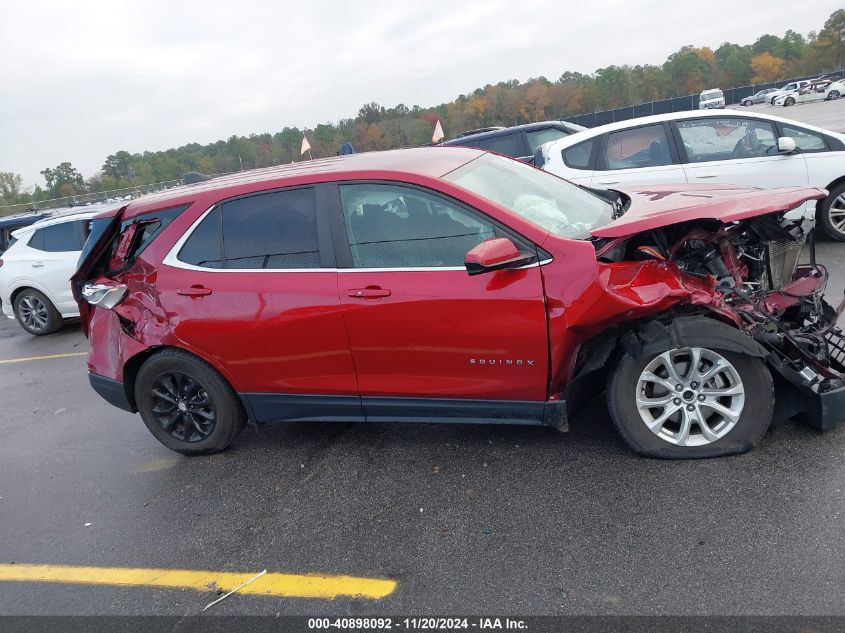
[469, 358, 535, 366]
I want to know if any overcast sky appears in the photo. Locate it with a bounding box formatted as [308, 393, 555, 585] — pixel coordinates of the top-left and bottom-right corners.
[0, 0, 838, 188]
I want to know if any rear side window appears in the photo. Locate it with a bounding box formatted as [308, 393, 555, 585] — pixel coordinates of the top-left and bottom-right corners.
[563, 139, 595, 169]
[603, 124, 673, 170]
[29, 220, 86, 252]
[474, 133, 526, 157]
[177, 188, 321, 270]
[221, 188, 320, 269]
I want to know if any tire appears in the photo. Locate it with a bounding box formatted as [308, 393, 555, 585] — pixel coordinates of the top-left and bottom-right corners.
[607, 338, 773, 459]
[828, 90, 840, 100]
[135, 349, 247, 455]
[742, 100, 752, 107]
[784, 97, 795, 106]
[818, 182, 845, 241]
[13, 289, 62, 335]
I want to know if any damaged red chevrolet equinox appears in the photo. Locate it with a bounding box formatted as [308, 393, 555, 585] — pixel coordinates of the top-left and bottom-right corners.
[74, 148, 845, 458]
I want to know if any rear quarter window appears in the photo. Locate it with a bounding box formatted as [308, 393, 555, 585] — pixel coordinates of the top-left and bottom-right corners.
[474, 133, 526, 158]
[562, 139, 596, 170]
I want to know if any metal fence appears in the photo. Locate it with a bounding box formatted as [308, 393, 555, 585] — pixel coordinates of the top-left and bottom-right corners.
[563, 69, 845, 128]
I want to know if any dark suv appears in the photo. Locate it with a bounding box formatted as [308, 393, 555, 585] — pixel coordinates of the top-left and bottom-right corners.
[74, 148, 844, 459]
[441, 121, 585, 162]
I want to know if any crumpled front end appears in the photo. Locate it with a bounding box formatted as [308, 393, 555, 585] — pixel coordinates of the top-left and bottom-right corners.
[587, 207, 845, 431]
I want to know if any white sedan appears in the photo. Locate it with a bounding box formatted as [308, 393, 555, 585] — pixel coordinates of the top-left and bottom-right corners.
[535, 109, 845, 240]
[773, 80, 843, 106]
[0, 209, 103, 334]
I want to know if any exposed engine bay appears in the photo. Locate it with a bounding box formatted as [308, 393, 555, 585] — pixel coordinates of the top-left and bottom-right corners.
[594, 209, 845, 427]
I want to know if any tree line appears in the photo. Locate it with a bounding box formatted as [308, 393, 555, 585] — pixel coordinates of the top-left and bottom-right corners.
[1, 9, 843, 210]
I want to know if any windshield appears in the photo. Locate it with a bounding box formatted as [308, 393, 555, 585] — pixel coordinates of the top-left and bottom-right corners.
[701, 91, 722, 101]
[443, 153, 614, 240]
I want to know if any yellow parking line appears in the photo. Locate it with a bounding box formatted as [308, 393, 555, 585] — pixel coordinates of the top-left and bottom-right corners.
[0, 564, 396, 600]
[0, 352, 87, 365]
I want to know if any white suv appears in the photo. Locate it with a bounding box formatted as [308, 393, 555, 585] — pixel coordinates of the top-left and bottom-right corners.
[0, 209, 104, 334]
[535, 110, 845, 240]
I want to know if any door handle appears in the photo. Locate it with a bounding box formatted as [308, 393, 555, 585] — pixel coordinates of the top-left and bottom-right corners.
[348, 287, 391, 299]
[31, 262, 45, 268]
[596, 178, 619, 185]
[694, 171, 718, 178]
[178, 286, 212, 297]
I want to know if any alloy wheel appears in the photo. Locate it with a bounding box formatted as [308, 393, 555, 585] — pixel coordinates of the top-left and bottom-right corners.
[149, 371, 216, 442]
[829, 193, 845, 236]
[18, 295, 49, 332]
[829, 91, 840, 100]
[635, 347, 745, 447]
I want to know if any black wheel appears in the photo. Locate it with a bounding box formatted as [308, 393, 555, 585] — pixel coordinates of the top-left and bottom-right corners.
[818, 182, 845, 241]
[784, 97, 795, 106]
[828, 90, 840, 100]
[135, 349, 246, 455]
[607, 339, 773, 459]
[13, 289, 62, 335]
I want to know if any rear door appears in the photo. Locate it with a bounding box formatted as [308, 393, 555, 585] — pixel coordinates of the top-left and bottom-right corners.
[331, 181, 549, 421]
[25, 219, 89, 311]
[590, 122, 687, 188]
[156, 186, 361, 420]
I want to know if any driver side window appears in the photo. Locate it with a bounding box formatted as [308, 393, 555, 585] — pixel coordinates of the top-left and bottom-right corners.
[339, 184, 496, 268]
[677, 118, 777, 162]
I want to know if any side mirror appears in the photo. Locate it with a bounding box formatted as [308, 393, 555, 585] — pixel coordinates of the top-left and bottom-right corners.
[778, 137, 797, 154]
[465, 238, 533, 276]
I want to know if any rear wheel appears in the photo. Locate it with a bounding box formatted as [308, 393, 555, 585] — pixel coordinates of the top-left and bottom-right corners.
[608, 342, 773, 459]
[818, 182, 845, 241]
[135, 349, 246, 455]
[784, 97, 795, 106]
[13, 289, 62, 335]
[828, 90, 840, 100]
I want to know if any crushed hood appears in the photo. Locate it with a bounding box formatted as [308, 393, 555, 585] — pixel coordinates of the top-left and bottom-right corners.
[590, 184, 827, 239]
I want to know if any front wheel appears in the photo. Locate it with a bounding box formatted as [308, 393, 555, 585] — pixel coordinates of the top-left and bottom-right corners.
[784, 97, 795, 106]
[741, 99, 752, 107]
[608, 344, 773, 458]
[818, 182, 845, 241]
[135, 349, 246, 455]
[828, 90, 840, 100]
[13, 289, 62, 335]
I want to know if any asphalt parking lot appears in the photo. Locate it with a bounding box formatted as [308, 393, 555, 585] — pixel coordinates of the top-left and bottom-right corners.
[729, 97, 845, 132]
[2, 102, 845, 618]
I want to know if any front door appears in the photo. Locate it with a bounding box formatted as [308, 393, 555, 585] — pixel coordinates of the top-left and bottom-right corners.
[674, 117, 809, 190]
[332, 182, 549, 422]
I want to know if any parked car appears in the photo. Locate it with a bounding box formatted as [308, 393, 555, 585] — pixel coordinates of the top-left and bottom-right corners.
[73, 148, 844, 459]
[740, 88, 779, 106]
[440, 121, 585, 162]
[534, 110, 845, 240]
[0, 211, 48, 255]
[773, 79, 844, 106]
[0, 207, 115, 334]
[767, 80, 812, 105]
[699, 89, 725, 109]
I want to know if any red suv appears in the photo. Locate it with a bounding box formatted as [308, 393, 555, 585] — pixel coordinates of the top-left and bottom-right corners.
[74, 148, 845, 459]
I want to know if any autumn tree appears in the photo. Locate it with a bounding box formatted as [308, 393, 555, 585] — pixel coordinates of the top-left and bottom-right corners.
[751, 51, 786, 82]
